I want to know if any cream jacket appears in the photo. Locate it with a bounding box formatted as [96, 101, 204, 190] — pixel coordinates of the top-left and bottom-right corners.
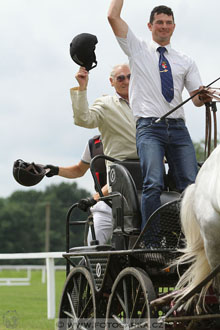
[70, 88, 138, 161]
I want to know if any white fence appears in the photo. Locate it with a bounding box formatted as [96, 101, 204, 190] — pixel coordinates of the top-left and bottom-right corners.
[0, 266, 31, 285]
[0, 252, 66, 319]
[0, 265, 66, 285]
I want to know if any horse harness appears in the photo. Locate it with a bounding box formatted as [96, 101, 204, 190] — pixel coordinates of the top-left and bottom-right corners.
[204, 101, 218, 159]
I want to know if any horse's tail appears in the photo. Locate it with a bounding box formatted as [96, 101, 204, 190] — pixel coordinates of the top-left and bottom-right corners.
[175, 184, 211, 308]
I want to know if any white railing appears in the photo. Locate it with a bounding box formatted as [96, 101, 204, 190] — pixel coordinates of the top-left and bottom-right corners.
[0, 252, 66, 319]
[0, 266, 31, 285]
[0, 265, 66, 285]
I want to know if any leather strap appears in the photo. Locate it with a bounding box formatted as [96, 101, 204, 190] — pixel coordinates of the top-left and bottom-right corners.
[204, 102, 218, 160]
[212, 102, 218, 148]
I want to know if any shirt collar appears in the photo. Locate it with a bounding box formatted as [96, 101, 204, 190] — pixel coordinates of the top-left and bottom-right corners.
[150, 40, 172, 53]
[116, 93, 129, 103]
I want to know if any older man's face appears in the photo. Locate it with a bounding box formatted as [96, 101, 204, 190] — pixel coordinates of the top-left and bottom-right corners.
[110, 65, 130, 100]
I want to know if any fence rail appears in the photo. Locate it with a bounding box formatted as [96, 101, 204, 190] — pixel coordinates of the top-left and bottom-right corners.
[0, 252, 66, 319]
[0, 265, 66, 286]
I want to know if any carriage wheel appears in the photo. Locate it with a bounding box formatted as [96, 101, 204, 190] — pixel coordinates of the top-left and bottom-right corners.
[58, 266, 96, 330]
[105, 267, 156, 329]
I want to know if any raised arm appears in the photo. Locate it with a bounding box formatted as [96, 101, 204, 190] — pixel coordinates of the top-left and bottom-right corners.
[108, 0, 128, 38]
[70, 67, 104, 129]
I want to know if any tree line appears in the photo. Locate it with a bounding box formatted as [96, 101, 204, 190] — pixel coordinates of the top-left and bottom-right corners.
[0, 182, 90, 264]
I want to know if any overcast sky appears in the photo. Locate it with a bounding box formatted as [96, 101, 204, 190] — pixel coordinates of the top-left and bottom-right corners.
[1, 0, 219, 198]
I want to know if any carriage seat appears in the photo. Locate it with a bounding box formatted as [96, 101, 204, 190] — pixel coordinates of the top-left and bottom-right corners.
[109, 161, 142, 234]
[109, 160, 180, 235]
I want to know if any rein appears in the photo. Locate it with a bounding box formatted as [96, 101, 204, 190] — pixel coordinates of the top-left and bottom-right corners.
[155, 77, 220, 123]
[204, 102, 218, 159]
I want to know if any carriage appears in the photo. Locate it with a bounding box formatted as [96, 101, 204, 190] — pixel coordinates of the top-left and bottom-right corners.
[57, 152, 220, 329]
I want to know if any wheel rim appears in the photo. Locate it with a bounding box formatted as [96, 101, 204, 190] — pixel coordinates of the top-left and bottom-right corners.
[106, 267, 156, 329]
[58, 267, 96, 330]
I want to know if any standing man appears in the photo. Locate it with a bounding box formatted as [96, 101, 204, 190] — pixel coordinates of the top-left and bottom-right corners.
[108, 2, 212, 227]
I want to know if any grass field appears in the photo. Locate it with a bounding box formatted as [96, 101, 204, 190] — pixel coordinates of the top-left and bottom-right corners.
[0, 269, 66, 330]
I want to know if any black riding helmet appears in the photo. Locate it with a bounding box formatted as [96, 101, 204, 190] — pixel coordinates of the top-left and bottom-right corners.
[70, 33, 98, 71]
[13, 159, 46, 187]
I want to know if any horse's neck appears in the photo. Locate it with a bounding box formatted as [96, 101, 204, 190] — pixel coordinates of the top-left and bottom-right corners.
[194, 145, 220, 270]
[196, 146, 220, 213]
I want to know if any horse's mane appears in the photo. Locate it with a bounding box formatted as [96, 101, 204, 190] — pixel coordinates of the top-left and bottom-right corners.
[172, 183, 211, 309]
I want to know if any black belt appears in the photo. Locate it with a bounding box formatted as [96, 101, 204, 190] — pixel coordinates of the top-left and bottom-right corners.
[137, 117, 184, 125]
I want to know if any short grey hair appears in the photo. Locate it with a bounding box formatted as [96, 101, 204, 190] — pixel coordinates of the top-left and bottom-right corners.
[110, 63, 130, 78]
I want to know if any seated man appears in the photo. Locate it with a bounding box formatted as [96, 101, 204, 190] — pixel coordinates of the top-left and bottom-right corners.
[69, 63, 140, 240]
[45, 135, 112, 245]
[70, 63, 138, 164]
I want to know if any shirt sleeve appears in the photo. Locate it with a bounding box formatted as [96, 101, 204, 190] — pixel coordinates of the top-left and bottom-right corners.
[184, 60, 203, 93]
[81, 142, 91, 164]
[70, 89, 105, 128]
[116, 27, 143, 57]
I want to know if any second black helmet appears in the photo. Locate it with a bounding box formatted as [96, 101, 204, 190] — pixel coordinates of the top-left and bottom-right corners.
[13, 159, 46, 187]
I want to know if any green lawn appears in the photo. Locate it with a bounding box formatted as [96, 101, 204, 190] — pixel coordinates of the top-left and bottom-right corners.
[0, 269, 66, 330]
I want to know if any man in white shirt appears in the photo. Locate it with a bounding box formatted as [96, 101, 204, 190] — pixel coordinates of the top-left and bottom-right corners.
[45, 136, 112, 245]
[108, 2, 212, 228]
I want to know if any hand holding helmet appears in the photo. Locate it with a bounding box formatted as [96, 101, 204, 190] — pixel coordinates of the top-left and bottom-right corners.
[75, 66, 89, 91]
[44, 164, 59, 177]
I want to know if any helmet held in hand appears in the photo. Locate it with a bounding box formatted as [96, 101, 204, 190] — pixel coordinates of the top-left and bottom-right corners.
[13, 159, 46, 187]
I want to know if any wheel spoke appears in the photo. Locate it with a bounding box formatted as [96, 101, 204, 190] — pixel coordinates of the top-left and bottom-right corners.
[123, 278, 130, 321]
[139, 300, 147, 319]
[63, 310, 75, 319]
[112, 314, 127, 327]
[67, 292, 78, 320]
[130, 282, 142, 319]
[116, 292, 126, 312]
[79, 294, 93, 319]
[78, 326, 87, 330]
[78, 273, 84, 316]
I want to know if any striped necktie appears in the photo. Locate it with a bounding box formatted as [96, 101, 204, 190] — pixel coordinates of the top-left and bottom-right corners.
[157, 47, 174, 103]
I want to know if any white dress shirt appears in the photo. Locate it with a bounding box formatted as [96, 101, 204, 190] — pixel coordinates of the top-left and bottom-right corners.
[116, 27, 202, 121]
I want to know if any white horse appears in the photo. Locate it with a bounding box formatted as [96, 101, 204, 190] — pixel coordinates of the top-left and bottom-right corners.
[175, 144, 220, 308]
